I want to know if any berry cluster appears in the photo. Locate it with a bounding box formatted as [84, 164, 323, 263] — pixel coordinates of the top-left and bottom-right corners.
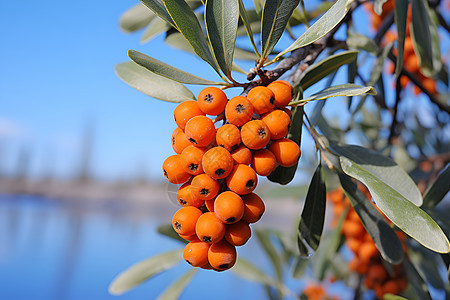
[328, 188, 408, 298]
[163, 81, 301, 271]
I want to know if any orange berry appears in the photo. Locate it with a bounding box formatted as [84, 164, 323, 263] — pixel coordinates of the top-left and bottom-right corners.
[422, 77, 437, 95]
[208, 239, 237, 271]
[163, 155, 192, 184]
[346, 237, 362, 254]
[230, 144, 252, 165]
[179, 233, 200, 242]
[202, 146, 234, 179]
[382, 280, 400, 296]
[225, 220, 251, 246]
[216, 124, 241, 151]
[171, 128, 193, 154]
[342, 220, 365, 239]
[191, 173, 220, 200]
[246, 86, 275, 114]
[358, 241, 379, 263]
[268, 138, 301, 167]
[214, 191, 245, 224]
[241, 120, 271, 150]
[241, 192, 265, 223]
[261, 109, 291, 140]
[177, 182, 204, 207]
[179, 145, 206, 175]
[267, 80, 294, 107]
[405, 54, 419, 73]
[367, 263, 388, 283]
[226, 164, 258, 195]
[174, 101, 205, 130]
[172, 206, 203, 236]
[251, 149, 277, 176]
[404, 36, 414, 54]
[205, 198, 215, 212]
[183, 240, 211, 267]
[225, 96, 254, 127]
[197, 86, 228, 115]
[195, 212, 226, 244]
[184, 115, 216, 147]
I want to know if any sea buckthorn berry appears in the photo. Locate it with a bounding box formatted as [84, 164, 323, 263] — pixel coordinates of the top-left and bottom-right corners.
[246, 86, 275, 114]
[224, 220, 251, 246]
[177, 182, 204, 207]
[172, 206, 203, 236]
[174, 101, 205, 130]
[241, 120, 271, 150]
[184, 115, 216, 147]
[197, 87, 228, 115]
[208, 239, 237, 271]
[225, 96, 254, 127]
[172, 128, 193, 154]
[268, 138, 301, 167]
[261, 109, 291, 140]
[163, 155, 192, 184]
[342, 220, 365, 239]
[226, 164, 257, 195]
[202, 146, 234, 179]
[367, 264, 388, 284]
[358, 241, 378, 263]
[230, 144, 252, 165]
[191, 173, 219, 201]
[205, 198, 215, 212]
[179, 233, 200, 242]
[241, 193, 265, 223]
[183, 240, 211, 267]
[251, 149, 277, 176]
[346, 237, 362, 253]
[267, 80, 294, 107]
[216, 124, 241, 151]
[179, 145, 206, 175]
[214, 191, 245, 224]
[195, 212, 226, 244]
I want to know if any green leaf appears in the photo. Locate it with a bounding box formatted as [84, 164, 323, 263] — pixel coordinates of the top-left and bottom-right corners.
[298, 50, 359, 90]
[156, 269, 197, 300]
[394, 0, 408, 77]
[346, 33, 379, 55]
[115, 61, 195, 102]
[408, 245, 446, 292]
[108, 249, 183, 295]
[141, 0, 176, 27]
[403, 259, 433, 300]
[290, 84, 376, 105]
[165, 30, 196, 54]
[238, 0, 260, 56]
[205, 0, 239, 76]
[383, 295, 408, 300]
[128, 50, 225, 85]
[233, 47, 260, 61]
[273, 0, 353, 61]
[338, 172, 404, 264]
[120, 3, 155, 33]
[298, 164, 326, 255]
[292, 257, 309, 278]
[260, 0, 301, 59]
[255, 229, 283, 282]
[427, 8, 443, 76]
[340, 156, 450, 253]
[157, 224, 188, 243]
[140, 17, 171, 44]
[423, 163, 450, 209]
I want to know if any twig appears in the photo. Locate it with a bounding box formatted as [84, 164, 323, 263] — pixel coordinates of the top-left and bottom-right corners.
[388, 76, 402, 144]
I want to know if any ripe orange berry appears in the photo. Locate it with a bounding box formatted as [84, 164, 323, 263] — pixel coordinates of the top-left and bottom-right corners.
[202, 146, 234, 179]
[205, 198, 215, 212]
[268, 138, 301, 167]
[174, 101, 205, 130]
[197, 86, 228, 115]
[226, 164, 258, 195]
[208, 239, 237, 271]
[246, 86, 275, 114]
[195, 212, 226, 244]
[171, 128, 193, 154]
[216, 124, 241, 151]
[225, 96, 254, 127]
[346, 237, 362, 253]
[224, 220, 251, 246]
[241, 193, 265, 223]
[342, 220, 365, 239]
[367, 264, 388, 283]
[214, 191, 245, 224]
[191, 173, 219, 200]
[184, 115, 216, 147]
[230, 144, 252, 165]
[183, 240, 211, 267]
[179, 145, 206, 175]
[261, 109, 291, 140]
[179, 233, 200, 242]
[163, 155, 192, 184]
[267, 80, 294, 107]
[172, 206, 203, 236]
[358, 241, 379, 263]
[177, 182, 204, 207]
[241, 120, 271, 150]
[251, 149, 277, 176]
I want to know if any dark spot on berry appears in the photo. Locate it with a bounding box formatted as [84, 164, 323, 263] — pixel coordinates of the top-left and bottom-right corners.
[201, 188, 209, 195]
[256, 213, 263, 221]
[172, 136, 176, 145]
[189, 138, 197, 144]
[235, 104, 245, 113]
[163, 169, 169, 179]
[179, 198, 187, 205]
[246, 180, 255, 189]
[188, 163, 198, 171]
[257, 128, 267, 138]
[186, 260, 192, 265]
[174, 221, 181, 230]
[219, 263, 229, 269]
[269, 96, 275, 105]
[204, 93, 214, 103]
[203, 236, 212, 243]
[215, 168, 225, 176]
[226, 217, 236, 223]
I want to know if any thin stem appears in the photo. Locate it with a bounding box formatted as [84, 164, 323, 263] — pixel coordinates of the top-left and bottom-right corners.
[300, 0, 310, 28]
[388, 76, 402, 145]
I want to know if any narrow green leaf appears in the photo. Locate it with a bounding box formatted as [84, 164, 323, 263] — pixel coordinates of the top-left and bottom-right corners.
[298, 50, 359, 90]
[165, 30, 196, 54]
[346, 33, 379, 55]
[423, 163, 450, 209]
[338, 172, 404, 264]
[340, 156, 450, 253]
[120, 3, 155, 33]
[115, 62, 195, 102]
[427, 8, 443, 76]
[157, 224, 188, 244]
[232, 62, 248, 75]
[108, 249, 183, 295]
[140, 17, 171, 44]
[234, 47, 259, 61]
[298, 164, 326, 254]
[290, 84, 376, 105]
[394, 0, 408, 77]
[238, 0, 260, 56]
[260, 0, 301, 58]
[403, 259, 433, 300]
[156, 269, 197, 300]
[141, 0, 176, 27]
[128, 50, 224, 85]
[255, 229, 283, 282]
[292, 257, 309, 278]
[273, 0, 353, 61]
[409, 245, 446, 292]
